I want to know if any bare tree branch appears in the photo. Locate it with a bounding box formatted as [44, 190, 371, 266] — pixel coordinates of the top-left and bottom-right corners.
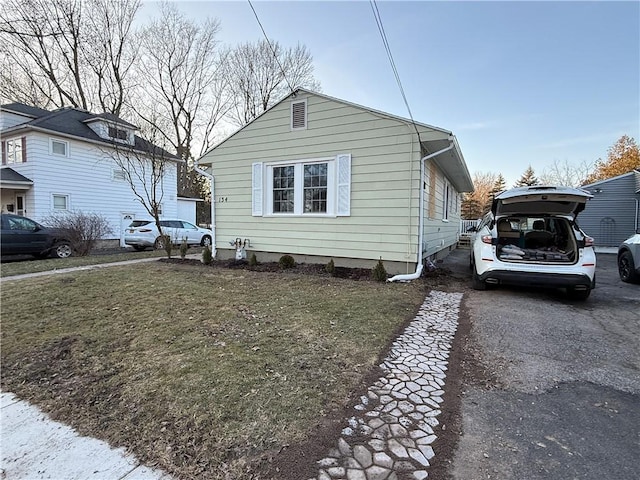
[226, 39, 320, 127]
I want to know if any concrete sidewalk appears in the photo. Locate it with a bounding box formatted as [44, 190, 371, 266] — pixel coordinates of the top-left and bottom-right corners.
[1, 254, 203, 283]
[1, 392, 171, 480]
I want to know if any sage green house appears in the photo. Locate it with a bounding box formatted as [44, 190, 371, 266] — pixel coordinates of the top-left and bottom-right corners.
[197, 89, 473, 276]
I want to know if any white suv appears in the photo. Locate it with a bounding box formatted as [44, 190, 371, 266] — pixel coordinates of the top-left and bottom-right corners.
[124, 219, 212, 251]
[469, 186, 596, 300]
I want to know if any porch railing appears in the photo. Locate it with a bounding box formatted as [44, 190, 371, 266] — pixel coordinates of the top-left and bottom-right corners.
[460, 219, 480, 235]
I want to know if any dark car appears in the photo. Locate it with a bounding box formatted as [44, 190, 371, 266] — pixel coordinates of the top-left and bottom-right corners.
[0, 213, 72, 259]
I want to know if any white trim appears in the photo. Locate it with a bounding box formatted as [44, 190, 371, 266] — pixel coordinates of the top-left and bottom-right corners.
[50, 138, 68, 157]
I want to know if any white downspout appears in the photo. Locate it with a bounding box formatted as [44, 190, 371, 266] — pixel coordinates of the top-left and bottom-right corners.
[388, 140, 455, 282]
[193, 160, 216, 258]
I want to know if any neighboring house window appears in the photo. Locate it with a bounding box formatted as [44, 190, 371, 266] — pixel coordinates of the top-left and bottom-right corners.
[108, 126, 128, 141]
[252, 154, 351, 217]
[112, 168, 126, 181]
[2, 137, 26, 164]
[52, 194, 69, 210]
[291, 99, 307, 130]
[50, 139, 68, 156]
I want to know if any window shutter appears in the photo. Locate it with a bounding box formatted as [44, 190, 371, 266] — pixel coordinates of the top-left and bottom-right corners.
[252, 162, 263, 216]
[336, 154, 351, 216]
[291, 100, 306, 129]
[1, 141, 6, 165]
[21, 136, 27, 162]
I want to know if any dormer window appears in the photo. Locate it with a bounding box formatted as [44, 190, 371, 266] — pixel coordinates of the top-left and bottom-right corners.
[291, 99, 307, 130]
[108, 126, 128, 141]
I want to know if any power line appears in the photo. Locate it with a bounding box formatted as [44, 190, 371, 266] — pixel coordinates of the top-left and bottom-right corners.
[247, 0, 296, 95]
[369, 0, 422, 142]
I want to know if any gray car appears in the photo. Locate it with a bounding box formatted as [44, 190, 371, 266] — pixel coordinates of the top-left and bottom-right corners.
[618, 230, 640, 283]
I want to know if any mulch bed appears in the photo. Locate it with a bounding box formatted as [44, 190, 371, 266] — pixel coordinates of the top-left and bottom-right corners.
[161, 257, 382, 281]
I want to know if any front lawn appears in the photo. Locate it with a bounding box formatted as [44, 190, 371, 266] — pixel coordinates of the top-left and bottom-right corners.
[1, 261, 427, 479]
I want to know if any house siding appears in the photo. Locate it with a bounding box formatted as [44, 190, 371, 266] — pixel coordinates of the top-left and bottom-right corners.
[0, 111, 32, 130]
[3, 131, 178, 240]
[422, 162, 462, 257]
[581, 173, 640, 246]
[201, 92, 462, 272]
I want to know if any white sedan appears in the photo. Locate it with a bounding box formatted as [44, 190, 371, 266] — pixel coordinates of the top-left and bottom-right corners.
[124, 219, 212, 250]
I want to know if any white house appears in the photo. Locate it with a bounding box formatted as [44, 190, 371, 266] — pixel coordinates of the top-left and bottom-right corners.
[0, 103, 184, 247]
[197, 89, 474, 276]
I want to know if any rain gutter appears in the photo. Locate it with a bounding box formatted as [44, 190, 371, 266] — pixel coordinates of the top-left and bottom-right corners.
[193, 159, 216, 258]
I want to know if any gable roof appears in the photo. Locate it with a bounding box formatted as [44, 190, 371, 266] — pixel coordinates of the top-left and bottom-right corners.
[200, 88, 473, 192]
[1, 103, 178, 160]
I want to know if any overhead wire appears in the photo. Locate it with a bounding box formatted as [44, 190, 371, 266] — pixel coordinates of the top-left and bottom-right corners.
[247, 0, 297, 95]
[369, 0, 422, 143]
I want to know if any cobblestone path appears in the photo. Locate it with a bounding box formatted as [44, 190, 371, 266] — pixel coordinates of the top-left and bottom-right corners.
[309, 290, 463, 480]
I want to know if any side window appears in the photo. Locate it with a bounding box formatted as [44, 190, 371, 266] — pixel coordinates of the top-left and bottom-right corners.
[50, 139, 68, 156]
[181, 221, 197, 229]
[52, 194, 69, 210]
[8, 216, 38, 231]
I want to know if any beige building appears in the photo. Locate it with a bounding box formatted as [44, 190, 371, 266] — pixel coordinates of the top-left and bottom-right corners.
[197, 89, 473, 275]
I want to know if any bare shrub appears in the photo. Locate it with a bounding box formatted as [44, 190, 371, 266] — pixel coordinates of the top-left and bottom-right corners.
[43, 211, 113, 256]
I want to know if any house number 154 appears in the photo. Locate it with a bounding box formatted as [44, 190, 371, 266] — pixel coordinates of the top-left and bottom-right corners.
[217, 197, 228, 203]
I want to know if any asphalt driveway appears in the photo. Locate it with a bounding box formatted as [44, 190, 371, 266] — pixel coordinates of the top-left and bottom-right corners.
[440, 249, 639, 480]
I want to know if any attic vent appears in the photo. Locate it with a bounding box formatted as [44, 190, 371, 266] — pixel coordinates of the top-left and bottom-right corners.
[291, 100, 307, 130]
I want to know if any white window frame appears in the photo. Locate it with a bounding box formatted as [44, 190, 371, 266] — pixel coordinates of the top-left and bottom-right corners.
[442, 180, 451, 222]
[290, 99, 307, 131]
[5, 138, 24, 164]
[50, 138, 68, 157]
[52, 193, 70, 211]
[265, 157, 335, 216]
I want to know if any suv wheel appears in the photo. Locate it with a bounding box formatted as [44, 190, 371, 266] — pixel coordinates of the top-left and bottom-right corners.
[154, 237, 166, 250]
[201, 235, 212, 247]
[618, 251, 639, 283]
[567, 286, 591, 301]
[471, 264, 487, 290]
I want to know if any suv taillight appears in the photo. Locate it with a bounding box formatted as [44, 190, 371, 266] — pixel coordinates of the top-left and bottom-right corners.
[584, 236, 594, 247]
[481, 235, 493, 244]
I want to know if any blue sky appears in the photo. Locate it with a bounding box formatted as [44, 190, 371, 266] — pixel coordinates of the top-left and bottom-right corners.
[152, 1, 639, 186]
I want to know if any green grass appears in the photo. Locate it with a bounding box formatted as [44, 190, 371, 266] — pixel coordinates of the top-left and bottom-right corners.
[1, 262, 427, 479]
[0, 250, 170, 277]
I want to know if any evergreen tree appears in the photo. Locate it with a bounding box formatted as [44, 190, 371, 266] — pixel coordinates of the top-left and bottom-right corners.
[514, 166, 539, 187]
[461, 193, 481, 219]
[485, 174, 506, 212]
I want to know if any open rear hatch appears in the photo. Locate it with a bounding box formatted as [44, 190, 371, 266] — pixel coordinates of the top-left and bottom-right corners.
[492, 185, 592, 218]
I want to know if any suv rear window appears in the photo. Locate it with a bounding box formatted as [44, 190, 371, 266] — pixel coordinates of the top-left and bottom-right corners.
[130, 220, 152, 227]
